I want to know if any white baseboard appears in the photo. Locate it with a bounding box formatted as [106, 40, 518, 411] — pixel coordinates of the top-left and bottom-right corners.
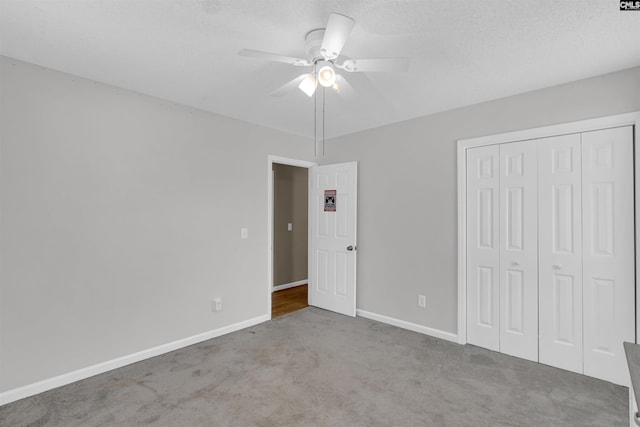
[272, 279, 307, 292]
[356, 309, 459, 343]
[0, 314, 269, 406]
[630, 388, 636, 427]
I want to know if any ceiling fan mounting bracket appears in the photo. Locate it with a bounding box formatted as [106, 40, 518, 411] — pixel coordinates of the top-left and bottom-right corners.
[304, 28, 327, 63]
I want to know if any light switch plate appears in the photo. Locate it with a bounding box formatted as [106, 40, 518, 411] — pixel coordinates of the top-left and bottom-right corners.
[241, 228, 248, 239]
[287, 223, 293, 231]
[418, 295, 426, 308]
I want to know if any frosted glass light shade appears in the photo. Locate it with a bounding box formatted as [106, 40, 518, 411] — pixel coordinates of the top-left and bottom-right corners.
[317, 65, 336, 87]
[298, 74, 317, 97]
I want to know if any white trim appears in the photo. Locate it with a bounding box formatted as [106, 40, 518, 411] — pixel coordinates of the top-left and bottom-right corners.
[457, 140, 468, 345]
[458, 112, 640, 149]
[630, 388, 637, 427]
[356, 309, 459, 343]
[272, 279, 308, 292]
[636, 127, 640, 346]
[0, 314, 269, 406]
[267, 155, 316, 321]
[456, 111, 640, 347]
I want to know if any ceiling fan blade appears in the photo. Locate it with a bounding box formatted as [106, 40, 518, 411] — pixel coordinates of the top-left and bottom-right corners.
[337, 58, 410, 73]
[334, 74, 356, 100]
[270, 74, 308, 97]
[320, 13, 355, 60]
[238, 49, 311, 67]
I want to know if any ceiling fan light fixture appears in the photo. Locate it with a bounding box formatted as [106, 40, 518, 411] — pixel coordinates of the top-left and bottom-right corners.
[298, 74, 317, 97]
[318, 65, 336, 87]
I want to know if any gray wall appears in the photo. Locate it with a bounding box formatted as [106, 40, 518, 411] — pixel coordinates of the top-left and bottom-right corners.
[322, 66, 640, 334]
[0, 56, 312, 392]
[2, 54, 639, 394]
[273, 164, 308, 286]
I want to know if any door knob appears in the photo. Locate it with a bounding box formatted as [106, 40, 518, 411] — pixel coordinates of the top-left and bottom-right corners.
[347, 245, 356, 251]
[511, 260, 520, 267]
[553, 264, 562, 270]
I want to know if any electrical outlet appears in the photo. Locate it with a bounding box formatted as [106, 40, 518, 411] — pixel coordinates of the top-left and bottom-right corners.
[212, 297, 222, 312]
[418, 295, 426, 308]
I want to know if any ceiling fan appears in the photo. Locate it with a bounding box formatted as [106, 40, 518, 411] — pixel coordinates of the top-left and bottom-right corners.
[239, 13, 410, 99]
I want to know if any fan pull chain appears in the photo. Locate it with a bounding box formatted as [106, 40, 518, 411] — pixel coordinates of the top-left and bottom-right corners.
[322, 87, 326, 157]
[313, 64, 317, 160]
[314, 84, 317, 160]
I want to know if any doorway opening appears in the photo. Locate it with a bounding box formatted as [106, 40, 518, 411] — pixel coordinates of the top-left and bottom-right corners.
[272, 162, 309, 317]
[267, 156, 316, 319]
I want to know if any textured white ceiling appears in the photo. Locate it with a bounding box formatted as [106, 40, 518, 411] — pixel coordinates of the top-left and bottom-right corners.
[1, 0, 639, 139]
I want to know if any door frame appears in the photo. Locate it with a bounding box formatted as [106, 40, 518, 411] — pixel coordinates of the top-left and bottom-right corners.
[267, 155, 316, 319]
[456, 111, 640, 345]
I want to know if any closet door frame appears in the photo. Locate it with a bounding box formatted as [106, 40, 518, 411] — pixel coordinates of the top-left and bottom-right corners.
[457, 111, 640, 346]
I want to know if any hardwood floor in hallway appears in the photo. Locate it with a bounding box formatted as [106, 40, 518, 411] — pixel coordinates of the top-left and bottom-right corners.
[272, 284, 308, 318]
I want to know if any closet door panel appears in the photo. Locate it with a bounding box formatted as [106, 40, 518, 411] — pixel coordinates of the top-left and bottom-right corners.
[499, 141, 538, 361]
[467, 145, 500, 351]
[538, 134, 583, 374]
[582, 126, 634, 386]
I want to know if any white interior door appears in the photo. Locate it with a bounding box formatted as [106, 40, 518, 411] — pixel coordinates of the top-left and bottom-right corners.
[309, 162, 357, 317]
[582, 126, 634, 386]
[538, 133, 583, 374]
[499, 141, 538, 362]
[467, 145, 500, 351]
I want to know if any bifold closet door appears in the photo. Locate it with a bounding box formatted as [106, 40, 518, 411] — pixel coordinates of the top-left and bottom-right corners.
[499, 141, 538, 362]
[467, 145, 500, 351]
[468, 126, 635, 385]
[581, 126, 634, 385]
[538, 133, 583, 375]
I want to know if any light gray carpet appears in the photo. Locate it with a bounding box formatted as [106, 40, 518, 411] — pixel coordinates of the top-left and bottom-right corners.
[0, 307, 627, 426]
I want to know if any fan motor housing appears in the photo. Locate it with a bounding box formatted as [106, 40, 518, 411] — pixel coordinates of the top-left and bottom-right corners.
[305, 29, 326, 63]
